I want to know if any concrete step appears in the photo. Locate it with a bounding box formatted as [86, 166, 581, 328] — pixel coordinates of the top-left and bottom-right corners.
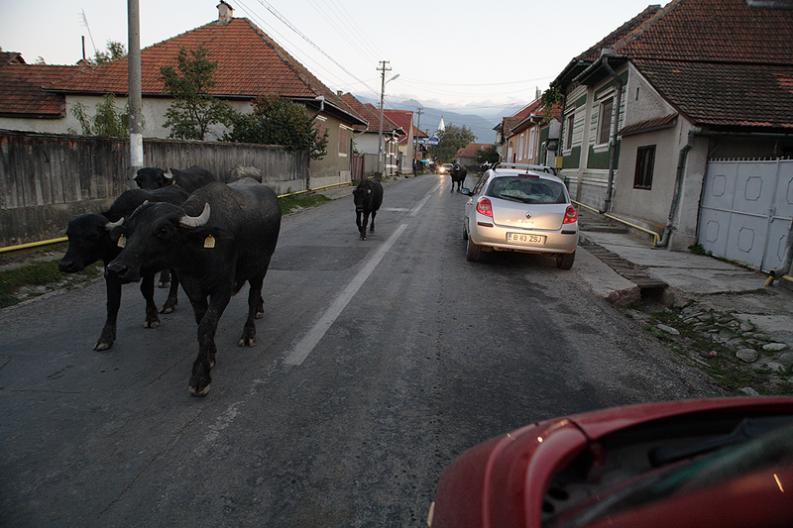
[580, 239, 668, 296]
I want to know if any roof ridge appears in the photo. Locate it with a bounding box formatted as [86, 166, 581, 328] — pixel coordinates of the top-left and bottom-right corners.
[613, 0, 685, 54]
[577, 4, 663, 60]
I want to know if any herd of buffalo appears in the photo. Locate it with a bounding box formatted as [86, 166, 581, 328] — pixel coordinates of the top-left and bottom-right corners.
[58, 167, 385, 396]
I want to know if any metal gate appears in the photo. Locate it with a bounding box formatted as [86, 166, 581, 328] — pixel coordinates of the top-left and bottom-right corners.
[698, 158, 793, 272]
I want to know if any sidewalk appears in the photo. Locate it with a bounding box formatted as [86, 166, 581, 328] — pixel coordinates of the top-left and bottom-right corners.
[576, 219, 793, 395]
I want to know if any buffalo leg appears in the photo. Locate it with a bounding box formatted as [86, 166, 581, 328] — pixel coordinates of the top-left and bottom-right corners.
[95, 271, 122, 351]
[189, 287, 231, 397]
[255, 295, 265, 319]
[360, 211, 370, 240]
[238, 276, 264, 347]
[158, 269, 170, 288]
[160, 269, 179, 314]
[141, 272, 160, 328]
[370, 210, 377, 233]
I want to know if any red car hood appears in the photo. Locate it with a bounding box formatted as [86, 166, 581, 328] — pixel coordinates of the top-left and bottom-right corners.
[430, 397, 793, 528]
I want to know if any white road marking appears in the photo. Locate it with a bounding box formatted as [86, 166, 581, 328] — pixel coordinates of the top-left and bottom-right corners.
[382, 207, 410, 212]
[410, 182, 441, 217]
[283, 223, 410, 366]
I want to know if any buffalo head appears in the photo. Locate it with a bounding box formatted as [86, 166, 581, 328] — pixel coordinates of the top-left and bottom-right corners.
[107, 202, 211, 283]
[59, 213, 123, 273]
[134, 167, 175, 190]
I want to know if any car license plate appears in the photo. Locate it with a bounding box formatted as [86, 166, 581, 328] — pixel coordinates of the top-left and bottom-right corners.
[507, 233, 546, 245]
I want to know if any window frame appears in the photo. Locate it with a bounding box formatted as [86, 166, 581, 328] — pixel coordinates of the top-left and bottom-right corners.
[633, 145, 656, 190]
[597, 97, 614, 146]
[564, 114, 575, 152]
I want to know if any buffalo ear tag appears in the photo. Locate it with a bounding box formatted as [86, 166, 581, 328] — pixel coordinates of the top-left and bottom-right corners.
[203, 235, 216, 249]
[117, 234, 126, 248]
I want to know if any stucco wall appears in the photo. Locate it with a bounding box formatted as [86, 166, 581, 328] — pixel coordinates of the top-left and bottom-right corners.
[622, 63, 677, 127]
[309, 114, 352, 187]
[612, 125, 680, 228]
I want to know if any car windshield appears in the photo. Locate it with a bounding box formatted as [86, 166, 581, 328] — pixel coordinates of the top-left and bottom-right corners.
[560, 423, 793, 528]
[486, 176, 567, 204]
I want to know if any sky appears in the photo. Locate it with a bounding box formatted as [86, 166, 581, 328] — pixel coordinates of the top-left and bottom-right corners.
[0, 0, 662, 113]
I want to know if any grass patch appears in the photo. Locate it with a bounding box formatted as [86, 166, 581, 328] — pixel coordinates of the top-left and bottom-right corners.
[0, 260, 102, 309]
[278, 193, 331, 215]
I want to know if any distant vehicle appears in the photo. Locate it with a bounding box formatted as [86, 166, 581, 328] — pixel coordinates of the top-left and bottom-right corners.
[461, 167, 577, 268]
[437, 163, 453, 174]
[428, 397, 793, 528]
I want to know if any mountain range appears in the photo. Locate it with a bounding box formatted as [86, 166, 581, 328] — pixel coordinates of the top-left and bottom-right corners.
[353, 95, 525, 143]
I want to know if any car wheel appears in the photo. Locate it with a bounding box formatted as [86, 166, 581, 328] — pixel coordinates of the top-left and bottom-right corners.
[556, 251, 575, 270]
[466, 237, 481, 262]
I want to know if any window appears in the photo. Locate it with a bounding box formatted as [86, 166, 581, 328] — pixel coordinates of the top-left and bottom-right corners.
[486, 176, 567, 204]
[598, 98, 613, 145]
[565, 114, 574, 150]
[634, 145, 656, 189]
[338, 126, 350, 157]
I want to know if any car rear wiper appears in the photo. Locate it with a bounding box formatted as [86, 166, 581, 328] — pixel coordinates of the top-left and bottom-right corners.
[648, 416, 793, 467]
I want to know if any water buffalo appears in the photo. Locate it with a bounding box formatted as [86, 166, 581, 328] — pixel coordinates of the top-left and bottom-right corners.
[353, 179, 383, 240]
[59, 186, 188, 351]
[134, 166, 215, 193]
[107, 179, 281, 397]
[449, 162, 467, 193]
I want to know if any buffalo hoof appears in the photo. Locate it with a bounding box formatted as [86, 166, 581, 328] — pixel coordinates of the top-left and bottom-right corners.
[255, 311, 265, 320]
[94, 340, 113, 351]
[144, 318, 160, 329]
[160, 302, 176, 314]
[189, 384, 211, 397]
[370, 227, 375, 233]
[238, 336, 256, 347]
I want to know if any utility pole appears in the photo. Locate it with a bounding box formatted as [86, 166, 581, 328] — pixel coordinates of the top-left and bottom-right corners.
[376, 60, 391, 179]
[413, 106, 423, 174]
[127, 0, 143, 186]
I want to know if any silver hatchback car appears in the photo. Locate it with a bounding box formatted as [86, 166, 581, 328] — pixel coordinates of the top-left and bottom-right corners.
[462, 167, 578, 268]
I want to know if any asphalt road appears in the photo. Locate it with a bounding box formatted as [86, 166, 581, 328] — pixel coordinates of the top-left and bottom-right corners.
[0, 173, 719, 527]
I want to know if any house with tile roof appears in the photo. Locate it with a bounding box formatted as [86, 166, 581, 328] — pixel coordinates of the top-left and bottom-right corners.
[553, 0, 793, 251]
[383, 109, 422, 174]
[454, 143, 494, 169]
[0, 3, 367, 186]
[339, 92, 404, 177]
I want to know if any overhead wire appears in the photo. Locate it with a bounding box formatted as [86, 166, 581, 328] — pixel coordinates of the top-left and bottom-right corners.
[236, 0, 356, 91]
[252, 0, 381, 98]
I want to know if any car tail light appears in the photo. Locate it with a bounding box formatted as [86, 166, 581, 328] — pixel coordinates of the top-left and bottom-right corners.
[476, 197, 494, 217]
[563, 205, 578, 224]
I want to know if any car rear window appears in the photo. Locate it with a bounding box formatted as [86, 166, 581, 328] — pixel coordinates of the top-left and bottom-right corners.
[486, 176, 567, 204]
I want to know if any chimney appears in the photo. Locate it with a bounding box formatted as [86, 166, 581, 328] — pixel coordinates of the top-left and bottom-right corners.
[217, 1, 234, 24]
[336, 90, 343, 97]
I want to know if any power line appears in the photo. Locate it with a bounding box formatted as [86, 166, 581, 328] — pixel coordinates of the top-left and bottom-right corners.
[79, 10, 98, 56]
[324, 0, 383, 59]
[403, 75, 556, 87]
[236, 0, 352, 90]
[252, 0, 381, 97]
[305, 0, 379, 64]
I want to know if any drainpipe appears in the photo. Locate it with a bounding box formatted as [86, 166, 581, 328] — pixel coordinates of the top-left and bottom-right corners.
[602, 57, 624, 212]
[657, 128, 698, 247]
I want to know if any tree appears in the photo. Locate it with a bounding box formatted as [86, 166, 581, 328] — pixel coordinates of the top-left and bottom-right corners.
[476, 144, 500, 165]
[428, 124, 476, 163]
[224, 96, 328, 159]
[92, 41, 126, 65]
[70, 94, 130, 138]
[160, 46, 232, 140]
[540, 85, 562, 123]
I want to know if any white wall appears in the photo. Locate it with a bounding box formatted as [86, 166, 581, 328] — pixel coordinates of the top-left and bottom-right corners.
[0, 95, 252, 140]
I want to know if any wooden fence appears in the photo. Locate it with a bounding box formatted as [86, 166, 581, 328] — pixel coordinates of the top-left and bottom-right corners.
[0, 130, 309, 246]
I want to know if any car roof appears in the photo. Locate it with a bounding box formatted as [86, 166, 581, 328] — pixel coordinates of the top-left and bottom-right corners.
[487, 168, 564, 184]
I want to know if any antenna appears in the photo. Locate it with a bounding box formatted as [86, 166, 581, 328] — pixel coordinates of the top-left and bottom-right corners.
[80, 10, 98, 57]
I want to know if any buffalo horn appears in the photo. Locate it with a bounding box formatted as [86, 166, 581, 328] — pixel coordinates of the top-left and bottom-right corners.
[105, 217, 124, 230]
[178, 203, 211, 228]
[164, 169, 174, 180]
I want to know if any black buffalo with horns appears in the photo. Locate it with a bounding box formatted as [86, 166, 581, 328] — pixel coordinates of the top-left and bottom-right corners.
[107, 179, 281, 397]
[134, 166, 216, 193]
[59, 185, 189, 350]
